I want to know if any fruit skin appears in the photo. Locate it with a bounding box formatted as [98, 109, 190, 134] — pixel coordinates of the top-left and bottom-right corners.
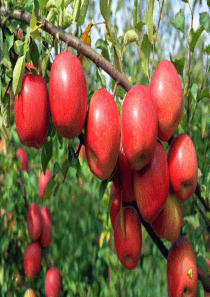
[113, 141, 135, 202]
[24, 241, 42, 280]
[168, 133, 198, 201]
[151, 192, 184, 242]
[45, 267, 61, 297]
[149, 60, 184, 142]
[27, 203, 43, 241]
[114, 206, 142, 270]
[40, 206, 52, 248]
[110, 183, 124, 229]
[16, 148, 29, 173]
[121, 84, 158, 171]
[85, 88, 120, 180]
[15, 74, 49, 149]
[24, 288, 36, 297]
[38, 169, 52, 200]
[0, 139, 4, 153]
[133, 140, 169, 223]
[49, 51, 87, 139]
[167, 236, 197, 297]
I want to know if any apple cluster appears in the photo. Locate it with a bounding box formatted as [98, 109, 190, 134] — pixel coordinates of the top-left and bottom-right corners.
[15, 52, 199, 295]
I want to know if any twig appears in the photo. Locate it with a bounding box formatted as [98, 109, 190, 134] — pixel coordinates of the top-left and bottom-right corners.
[0, 7, 133, 93]
[16, 177, 28, 209]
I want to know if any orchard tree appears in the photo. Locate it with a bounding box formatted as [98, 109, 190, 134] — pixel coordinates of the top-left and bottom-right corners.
[0, 0, 210, 296]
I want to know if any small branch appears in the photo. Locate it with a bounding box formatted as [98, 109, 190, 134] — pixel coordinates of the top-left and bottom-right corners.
[42, 248, 53, 269]
[195, 183, 210, 213]
[192, 195, 210, 229]
[0, 7, 133, 93]
[150, 0, 165, 78]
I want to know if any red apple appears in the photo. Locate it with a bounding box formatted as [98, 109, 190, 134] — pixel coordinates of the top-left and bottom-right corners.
[38, 169, 52, 200]
[15, 74, 49, 149]
[114, 206, 142, 270]
[167, 236, 197, 297]
[151, 192, 184, 242]
[45, 267, 61, 297]
[17, 28, 23, 39]
[85, 88, 120, 180]
[149, 60, 184, 142]
[133, 140, 169, 223]
[110, 182, 123, 229]
[27, 203, 43, 241]
[24, 241, 42, 280]
[16, 148, 29, 173]
[121, 84, 158, 171]
[40, 206, 52, 248]
[24, 288, 36, 297]
[168, 133, 198, 201]
[113, 141, 135, 202]
[49, 51, 87, 140]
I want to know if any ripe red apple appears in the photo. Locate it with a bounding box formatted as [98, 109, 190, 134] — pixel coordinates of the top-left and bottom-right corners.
[45, 267, 61, 297]
[151, 192, 184, 242]
[168, 133, 198, 201]
[85, 88, 120, 180]
[38, 169, 52, 200]
[167, 236, 197, 297]
[24, 288, 35, 297]
[27, 203, 43, 241]
[121, 84, 158, 171]
[133, 140, 169, 223]
[49, 51, 87, 140]
[17, 28, 23, 39]
[113, 141, 135, 202]
[40, 206, 52, 248]
[114, 206, 142, 270]
[24, 241, 42, 280]
[16, 148, 29, 173]
[149, 60, 184, 142]
[15, 74, 49, 149]
[110, 182, 123, 229]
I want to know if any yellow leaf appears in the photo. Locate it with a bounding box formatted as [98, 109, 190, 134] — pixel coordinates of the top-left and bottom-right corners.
[77, 23, 93, 65]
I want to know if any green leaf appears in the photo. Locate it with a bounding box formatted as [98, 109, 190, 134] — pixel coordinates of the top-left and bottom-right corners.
[191, 83, 199, 100]
[204, 45, 210, 55]
[53, 162, 60, 177]
[196, 255, 209, 277]
[14, 40, 24, 56]
[1, 92, 10, 128]
[42, 178, 57, 200]
[5, 32, 14, 51]
[95, 38, 108, 50]
[61, 159, 69, 177]
[59, 9, 73, 29]
[170, 54, 185, 77]
[133, 0, 138, 27]
[199, 12, 210, 33]
[12, 56, 25, 96]
[135, 21, 145, 32]
[198, 88, 210, 101]
[73, 0, 81, 22]
[30, 9, 37, 29]
[147, 0, 154, 44]
[196, 280, 204, 297]
[0, 236, 10, 252]
[24, 27, 30, 57]
[41, 137, 53, 173]
[47, 8, 58, 24]
[39, 52, 50, 78]
[123, 30, 139, 47]
[34, 0, 40, 16]
[100, 0, 110, 22]
[189, 25, 205, 52]
[30, 41, 39, 68]
[172, 9, 185, 33]
[141, 34, 151, 78]
[46, 0, 57, 9]
[77, 0, 89, 26]
[99, 179, 109, 201]
[68, 145, 81, 174]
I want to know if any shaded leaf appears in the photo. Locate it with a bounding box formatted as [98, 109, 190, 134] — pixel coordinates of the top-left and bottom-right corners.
[100, 0, 110, 22]
[77, 0, 89, 26]
[123, 30, 139, 46]
[141, 34, 151, 78]
[73, 0, 81, 22]
[189, 25, 205, 52]
[135, 21, 145, 32]
[170, 54, 185, 77]
[99, 179, 109, 201]
[199, 12, 210, 33]
[198, 88, 210, 101]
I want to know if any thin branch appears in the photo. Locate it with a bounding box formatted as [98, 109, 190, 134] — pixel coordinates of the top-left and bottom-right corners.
[16, 177, 28, 209]
[195, 183, 210, 213]
[0, 7, 133, 93]
[192, 195, 210, 229]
